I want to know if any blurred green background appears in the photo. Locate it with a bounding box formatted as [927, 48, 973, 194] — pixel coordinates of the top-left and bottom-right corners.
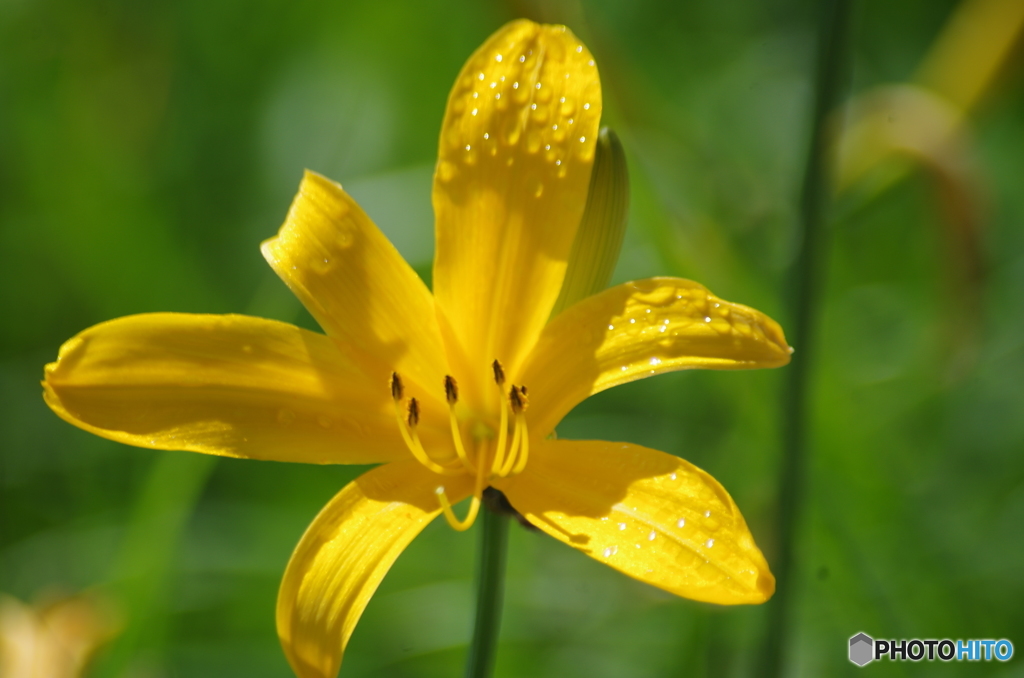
[2, 0, 1022, 676]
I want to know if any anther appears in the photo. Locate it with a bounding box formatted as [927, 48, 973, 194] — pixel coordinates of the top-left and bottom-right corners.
[509, 385, 528, 414]
[492, 359, 505, 385]
[407, 397, 420, 427]
[444, 375, 459, 404]
[390, 372, 404, 401]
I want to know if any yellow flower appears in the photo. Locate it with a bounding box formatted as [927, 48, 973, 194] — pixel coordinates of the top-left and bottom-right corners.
[42, 20, 791, 678]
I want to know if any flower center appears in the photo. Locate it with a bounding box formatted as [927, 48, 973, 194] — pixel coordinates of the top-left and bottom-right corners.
[389, 359, 530, 532]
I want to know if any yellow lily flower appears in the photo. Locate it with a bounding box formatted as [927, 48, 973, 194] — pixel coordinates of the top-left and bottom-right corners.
[42, 20, 791, 678]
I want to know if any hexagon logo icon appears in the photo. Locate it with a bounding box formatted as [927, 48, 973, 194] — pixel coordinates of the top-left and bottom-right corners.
[849, 632, 874, 666]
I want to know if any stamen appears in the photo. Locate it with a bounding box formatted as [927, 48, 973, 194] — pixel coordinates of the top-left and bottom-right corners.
[390, 371, 404, 401]
[512, 412, 530, 474]
[490, 379, 511, 475]
[509, 384, 527, 414]
[492, 359, 505, 385]
[445, 375, 474, 472]
[510, 384, 530, 474]
[499, 409, 522, 476]
[444, 375, 459, 404]
[390, 377, 461, 476]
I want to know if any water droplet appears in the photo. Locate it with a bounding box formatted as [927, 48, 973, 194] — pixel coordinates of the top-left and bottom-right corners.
[649, 357, 661, 366]
[472, 92, 479, 99]
[465, 144, 471, 151]
[620, 366, 628, 371]
[317, 414, 333, 429]
[629, 318, 636, 324]
[512, 81, 519, 89]
[478, 72, 485, 80]
[618, 522, 627, 531]
[575, 45, 583, 53]
[583, 102, 591, 110]
[535, 82, 542, 89]
[603, 545, 618, 557]
[530, 103, 537, 110]
[588, 59, 595, 66]
[648, 530, 657, 541]
[471, 108, 478, 116]
[483, 132, 489, 140]
[519, 55, 526, 63]
[277, 409, 296, 425]
[495, 54, 503, 62]
[635, 543, 642, 549]
[704, 510, 711, 518]
[704, 316, 711, 323]
[670, 472, 677, 480]
[608, 324, 614, 330]
[555, 159, 561, 166]
[579, 136, 586, 143]
[677, 518, 686, 528]
[706, 538, 715, 548]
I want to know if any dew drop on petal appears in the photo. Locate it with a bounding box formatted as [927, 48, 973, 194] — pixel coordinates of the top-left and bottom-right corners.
[677, 518, 686, 528]
[704, 510, 712, 518]
[618, 523, 627, 531]
[706, 538, 715, 548]
[648, 530, 657, 541]
[603, 545, 618, 557]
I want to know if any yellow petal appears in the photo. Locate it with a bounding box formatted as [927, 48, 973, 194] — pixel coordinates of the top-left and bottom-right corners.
[520, 277, 792, 436]
[43, 313, 448, 464]
[263, 170, 450, 402]
[277, 460, 474, 678]
[495, 440, 774, 605]
[432, 20, 603, 391]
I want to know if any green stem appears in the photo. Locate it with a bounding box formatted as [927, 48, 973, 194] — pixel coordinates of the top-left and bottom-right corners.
[760, 1, 853, 676]
[464, 504, 510, 678]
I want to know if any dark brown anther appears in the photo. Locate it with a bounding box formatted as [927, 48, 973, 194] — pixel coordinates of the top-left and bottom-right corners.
[407, 397, 420, 427]
[520, 385, 528, 396]
[444, 375, 459, 405]
[390, 372, 404, 401]
[492, 359, 505, 385]
[509, 385, 525, 414]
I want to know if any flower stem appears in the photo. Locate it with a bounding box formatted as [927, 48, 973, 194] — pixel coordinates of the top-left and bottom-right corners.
[760, 0, 853, 676]
[464, 502, 510, 678]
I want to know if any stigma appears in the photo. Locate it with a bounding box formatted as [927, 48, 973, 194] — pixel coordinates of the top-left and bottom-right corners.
[390, 361, 530, 531]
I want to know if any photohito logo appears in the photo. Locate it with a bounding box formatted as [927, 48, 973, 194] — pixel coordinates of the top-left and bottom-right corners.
[848, 632, 1014, 666]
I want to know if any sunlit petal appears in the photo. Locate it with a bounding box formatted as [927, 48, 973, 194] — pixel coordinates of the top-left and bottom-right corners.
[277, 461, 474, 678]
[263, 171, 450, 402]
[432, 20, 602, 398]
[43, 313, 450, 464]
[520, 277, 791, 436]
[495, 439, 774, 604]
